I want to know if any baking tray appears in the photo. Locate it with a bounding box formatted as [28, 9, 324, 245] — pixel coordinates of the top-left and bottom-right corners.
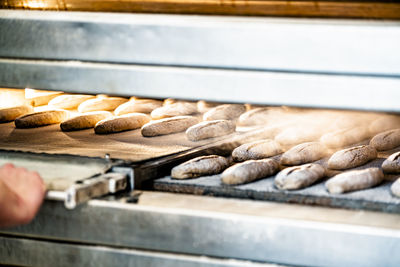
[154, 148, 400, 213]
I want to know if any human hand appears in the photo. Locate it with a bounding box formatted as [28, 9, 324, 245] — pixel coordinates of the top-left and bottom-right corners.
[0, 163, 45, 228]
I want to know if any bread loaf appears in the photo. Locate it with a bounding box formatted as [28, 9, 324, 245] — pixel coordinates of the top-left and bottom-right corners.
[150, 102, 197, 120]
[370, 129, 400, 151]
[203, 104, 246, 121]
[382, 151, 400, 174]
[369, 115, 400, 135]
[25, 88, 63, 106]
[197, 100, 219, 113]
[95, 113, 150, 134]
[15, 110, 69, 128]
[275, 163, 325, 190]
[48, 94, 95, 110]
[237, 107, 270, 126]
[60, 111, 112, 131]
[327, 145, 377, 170]
[114, 99, 162, 115]
[186, 120, 235, 141]
[325, 168, 383, 194]
[171, 155, 230, 179]
[0, 105, 34, 122]
[280, 142, 326, 165]
[221, 158, 280, 185]
[232, 139, 282, 162]
[141, 116, 199, 137]
[391, 178, 400, 198]
[78, 97, 128, 113]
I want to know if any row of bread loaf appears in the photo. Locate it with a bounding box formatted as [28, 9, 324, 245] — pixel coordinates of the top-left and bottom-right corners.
[170, 125, 400, 197]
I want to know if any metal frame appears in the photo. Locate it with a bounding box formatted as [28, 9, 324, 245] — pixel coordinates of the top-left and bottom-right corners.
[0, 10, 400, 112]
[1, 195, 400, 267]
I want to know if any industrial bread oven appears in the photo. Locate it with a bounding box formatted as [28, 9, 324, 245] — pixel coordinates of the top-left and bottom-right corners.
[1, 7, 400, 267]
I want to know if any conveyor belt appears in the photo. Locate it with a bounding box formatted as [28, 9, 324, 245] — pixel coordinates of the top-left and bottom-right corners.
[154, 149, 400, 213]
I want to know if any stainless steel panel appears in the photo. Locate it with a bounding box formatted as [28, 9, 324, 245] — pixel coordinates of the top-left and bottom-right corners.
[1, 58, 399, 112]
[0, 236, 279, 267]
[1, 198, 400, 267]
[0, 10, 399, 76]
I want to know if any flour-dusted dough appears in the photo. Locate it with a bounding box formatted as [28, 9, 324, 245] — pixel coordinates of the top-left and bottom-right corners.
[275, 163, 325, 190]
[196, 100, 219, 113]
[15, 109, 69, 128]
[221, 158, 280, 185]
[325, 168, 384, 194]
[391, 178, 400, 198]
[232, 139, 282, 162]
[60, 111, 112, 131]
[370, 129, 400, 151]
[141, 116, 199, 137]
[0, 105, 34, 122]
[369, 115, 400, 135]
[171, 155, 230, 179]
[78, 97, 128, 113]
[327, 145, 377, 170]
[203, 104, 246, 121]
[382, 151, 400, 174]
[186, 120, 236, 141]
[48, 94, 95, 110]
[320, 126, 371, 149]
[280, 142, 326, 166]
[114, 99, 163, 115]
[95, 113, 150, 134]
[237, 107, 271, 126]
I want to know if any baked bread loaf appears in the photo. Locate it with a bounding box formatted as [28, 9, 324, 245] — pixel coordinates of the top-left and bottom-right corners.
[275, 163, 325, 190]
[150, 102, 197, 120]
[171, 155, 230, 179]
[141, 116, 199, 137]
[370, 129, 400, 151]
[232, 139, 282, 162]
[78, 97, 128, 113]
[325, 167, 384, 194]
[0, 105, 34, 122]
[203, 104, 246, 121]
[327, 145, 377, 170]
[48, 94, 95, 109]
[280, 142, 326, 166]
[186, 120, 235, 141]
[382, 151, 400, 174]
[60, 111, 112, 131]
[196, 100, 219, 113]
[25, 88, 63, 106]
[221, 158, 280, 185]
[15, 109, 69, 128]
[114, 99, 162, 115]
[95, 113, 150, 134]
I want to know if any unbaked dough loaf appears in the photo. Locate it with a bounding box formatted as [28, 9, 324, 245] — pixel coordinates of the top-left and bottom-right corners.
[232, 139, 282, 162]
[275, 126, 322, 147]
[95, 113, 150, 134]
[171, 155, 230, 179]
[369, 115, 400, 135]
[391, 178, 400, 198]
[280, 142, 326, 166]
[320, 126, 370, 149]
[382, 151, 400, 174]
[203, 104, 246, 121]
[0, 105, 34, 122]
[325, 167, 383, 194]
[221, 158, 280, 185]
[60, 111, 112, 131]
[150, 102, 198, 120]
[186, 120, 235, 141]
[275, 163, 325, 190]
[237, 107, 271, 126]
[114, 99, 162, 115]
[327, 145, 377, 170]
[25, 88, 63, 106]
[48, 94, 95, 110]
[370, 129, 400, 151]
[78, 97, 128, 113]
[15, 109, 69, 128]
[141, 116, 199, 137]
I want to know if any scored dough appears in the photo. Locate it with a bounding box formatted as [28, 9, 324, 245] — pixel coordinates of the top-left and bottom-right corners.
[382, 151, 400, 174]
[370, 129, 400, 151]
[186, 120, 236, 141]
[275, 163, 325, 190]
[94, 113, 151, 134]
[150, 102, 198, 120]
[232, 139, 282, 162]
[171, 155, 230, 179]
[280, 142, 326, 166]
[327, 145, 377, 170]
[203, 104, 246, 121]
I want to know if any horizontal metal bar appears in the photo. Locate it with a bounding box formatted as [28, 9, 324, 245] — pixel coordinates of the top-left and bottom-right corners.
[1, 58, 399, 112]
[0, 10, 399, 76]
[1, 198, 400, 267]
[0, 236, 277, 267]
